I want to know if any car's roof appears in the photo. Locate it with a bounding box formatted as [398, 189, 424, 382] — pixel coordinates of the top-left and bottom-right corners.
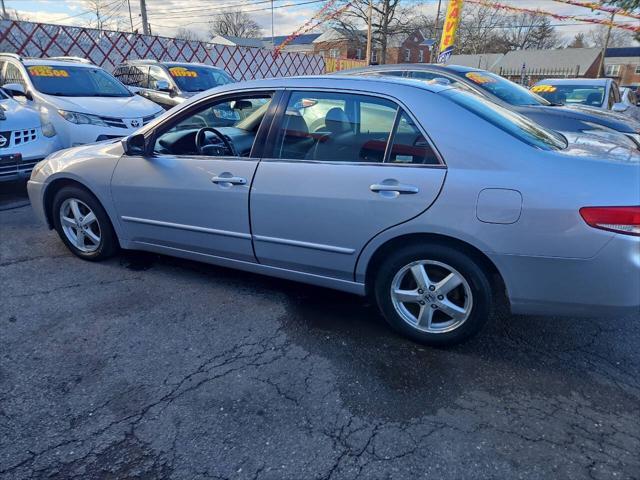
[340, 63, 482, 75]
[234, 74, 455, 94]
[535, 78, 610, 86]
[123, 59, 225, 69]
[19, 58, 98, 68]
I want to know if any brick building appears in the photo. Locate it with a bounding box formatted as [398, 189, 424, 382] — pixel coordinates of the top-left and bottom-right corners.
[312, 27, 432, 64]
[604, 47, 640, 87]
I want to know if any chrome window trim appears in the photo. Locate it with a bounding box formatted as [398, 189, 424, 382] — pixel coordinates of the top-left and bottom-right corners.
[271, 86, 446, 167]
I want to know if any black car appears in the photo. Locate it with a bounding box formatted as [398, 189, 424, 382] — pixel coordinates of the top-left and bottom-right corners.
[340, 64, 640, 148]
[113, 60, 235, 110]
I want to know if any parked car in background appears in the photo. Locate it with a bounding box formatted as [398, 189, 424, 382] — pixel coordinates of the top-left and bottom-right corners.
[340, 64, 640, 148]
[620, 87, 640, 122]
[0, 87, 60, 181]
[0, 54, 164, 148]
[27, 76, 640, 346]
[531, 78, 634, 117]
[114, 60, 235, 110]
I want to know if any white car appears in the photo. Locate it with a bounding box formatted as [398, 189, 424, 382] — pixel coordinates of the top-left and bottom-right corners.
[620, 87, 640, 122]
[0, 54, 164, 148]
[0, 87, 61, 182]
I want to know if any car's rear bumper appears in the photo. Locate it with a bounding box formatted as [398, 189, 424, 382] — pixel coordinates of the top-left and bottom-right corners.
[491, 234, 640, 318]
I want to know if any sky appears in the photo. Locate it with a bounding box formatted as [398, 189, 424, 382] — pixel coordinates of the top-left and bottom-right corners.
[2, 0, 639, 43]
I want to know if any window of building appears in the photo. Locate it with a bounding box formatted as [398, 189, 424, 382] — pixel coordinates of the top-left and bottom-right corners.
[404, 49, 411, 62]
[371, 50, 378, 63]
[605, 64, 621, 77]
[356, 48, 363, 60]
[635, 64, 640, 74]
[418, 50, 424, 63]
[329, 49, 340, 59]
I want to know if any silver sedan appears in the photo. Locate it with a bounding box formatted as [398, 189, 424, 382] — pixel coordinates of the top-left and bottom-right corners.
[27, 76, 640, 345]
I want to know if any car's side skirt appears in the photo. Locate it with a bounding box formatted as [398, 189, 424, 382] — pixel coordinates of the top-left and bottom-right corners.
[130, 240, 367, 296]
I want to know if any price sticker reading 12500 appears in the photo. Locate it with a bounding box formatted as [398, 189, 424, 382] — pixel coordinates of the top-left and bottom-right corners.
[28, 66, 70, 77]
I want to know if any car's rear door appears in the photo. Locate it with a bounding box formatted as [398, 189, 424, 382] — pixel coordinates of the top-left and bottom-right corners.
[250, 89, 447, 281]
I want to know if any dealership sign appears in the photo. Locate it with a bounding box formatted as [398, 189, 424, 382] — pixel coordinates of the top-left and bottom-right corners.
[438, 0, 465, 63]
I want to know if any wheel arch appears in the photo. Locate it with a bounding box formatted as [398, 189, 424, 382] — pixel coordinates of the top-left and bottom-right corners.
[362, 232, 507, 301]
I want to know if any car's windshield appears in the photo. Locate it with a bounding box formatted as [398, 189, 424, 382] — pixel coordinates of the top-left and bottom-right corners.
[456, 70, 550, 106]
[26, 65, 132, 97]
[165, 64, 234, 93]
[443, 89, 566, 150]
[531, 84, 605, 107]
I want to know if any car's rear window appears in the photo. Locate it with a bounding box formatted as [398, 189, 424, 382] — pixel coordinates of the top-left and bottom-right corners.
[443, 89, 566, 150]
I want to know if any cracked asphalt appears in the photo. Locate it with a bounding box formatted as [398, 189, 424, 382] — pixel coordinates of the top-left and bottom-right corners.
[1, 180, 639, 480]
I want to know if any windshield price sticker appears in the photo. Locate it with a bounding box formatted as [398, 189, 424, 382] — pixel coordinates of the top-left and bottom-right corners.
[28, 66, 70, 77]
[531, 85, 557, 93]
[465, 72, 497, 84]
[169, 67, 198, 78]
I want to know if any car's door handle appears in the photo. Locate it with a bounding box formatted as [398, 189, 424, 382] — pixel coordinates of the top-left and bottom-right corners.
[370, 183, 419, 194]
[211, 175, 247, 186]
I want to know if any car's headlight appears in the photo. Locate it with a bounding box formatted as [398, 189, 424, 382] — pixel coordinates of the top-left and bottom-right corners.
[57, 110, 107, 126]
[39, 108, 56, 137]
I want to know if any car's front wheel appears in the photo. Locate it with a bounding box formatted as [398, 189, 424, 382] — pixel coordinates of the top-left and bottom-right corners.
[374, 243, 492, 346]
[52, 185, 118, 261]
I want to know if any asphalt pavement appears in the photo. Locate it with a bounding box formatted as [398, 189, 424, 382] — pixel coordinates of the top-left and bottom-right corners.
[1, 180, 639, 480]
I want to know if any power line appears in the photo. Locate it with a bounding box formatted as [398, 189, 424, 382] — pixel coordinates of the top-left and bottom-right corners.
[150, 0, 328, 27]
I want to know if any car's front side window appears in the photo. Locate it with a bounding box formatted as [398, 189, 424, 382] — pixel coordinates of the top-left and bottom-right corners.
[272, 90, 439, 165]
[148, 65, 172, 90]
[4, 63, 27, 89]
[153, 93, 272, 157]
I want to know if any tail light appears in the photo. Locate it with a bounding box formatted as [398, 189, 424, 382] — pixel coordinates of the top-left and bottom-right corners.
[580, 206, 640, 236]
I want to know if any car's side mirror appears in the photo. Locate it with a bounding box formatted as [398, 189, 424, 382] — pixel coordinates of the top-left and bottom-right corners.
[612, 102, 629, 113]
[2, 83, 29, 99]
[155, 80, 172, 92]
[123, 133, 146, 156]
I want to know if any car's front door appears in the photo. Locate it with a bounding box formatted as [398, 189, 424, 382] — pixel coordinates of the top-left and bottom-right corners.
[111, 91, 275, 262]
[250, 90, 447, 281]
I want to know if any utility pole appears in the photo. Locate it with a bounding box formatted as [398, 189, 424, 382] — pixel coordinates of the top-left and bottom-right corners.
[127, 0, 135, 33]
[366, 0, 372, 64]
[597, 11, 614, 78]
[271, 0, 275, 50]
[139, 0, 150, 35]
[432, 0, 442, 63]
[1, 0, 8, 20]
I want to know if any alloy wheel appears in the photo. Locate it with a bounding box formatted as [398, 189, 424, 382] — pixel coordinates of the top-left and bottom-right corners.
[390, 260, 473, 334]
[59, 198, 101, 253]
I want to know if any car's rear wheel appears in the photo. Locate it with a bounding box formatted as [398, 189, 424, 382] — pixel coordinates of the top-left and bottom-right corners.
[374, 243, 492, 346]
[52, 186, 118, 261]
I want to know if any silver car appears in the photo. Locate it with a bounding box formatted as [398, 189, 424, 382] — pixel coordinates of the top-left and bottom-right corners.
[27, 76, 640, 345]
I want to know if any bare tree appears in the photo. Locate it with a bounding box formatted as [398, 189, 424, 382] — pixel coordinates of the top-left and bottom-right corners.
[455, 4, 508, 54]
[174, 27, 204, 42]
[208, 11, 262, 38]
[588, 25, 636, 48]
[566, 32, 588, 48]
[330, 0, 415, 64]
[503, 14, 560, 50]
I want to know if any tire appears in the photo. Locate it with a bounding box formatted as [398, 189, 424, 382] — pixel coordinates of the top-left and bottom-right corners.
[51, 185, 118, 261]
[374, 243, 492, 346]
